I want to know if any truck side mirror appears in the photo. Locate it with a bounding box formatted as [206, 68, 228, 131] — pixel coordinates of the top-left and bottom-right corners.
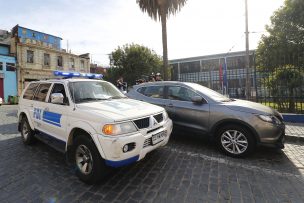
[51, 93, 64, 104]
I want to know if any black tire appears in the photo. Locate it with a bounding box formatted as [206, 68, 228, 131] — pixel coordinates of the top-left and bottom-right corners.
[20, 117, 36, 145]
[216, 124, 256, 158]
[73, 135, 109, 184]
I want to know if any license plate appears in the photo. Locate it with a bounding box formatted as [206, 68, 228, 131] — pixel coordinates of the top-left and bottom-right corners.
[152, 131, 166, 145]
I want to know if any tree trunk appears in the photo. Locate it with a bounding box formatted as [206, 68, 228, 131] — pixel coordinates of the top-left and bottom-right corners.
[160, 9, 168, 81]
[288, 88, 295, 113]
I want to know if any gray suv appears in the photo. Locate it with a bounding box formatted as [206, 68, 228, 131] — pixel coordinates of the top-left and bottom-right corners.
[127, 81, 285, 157]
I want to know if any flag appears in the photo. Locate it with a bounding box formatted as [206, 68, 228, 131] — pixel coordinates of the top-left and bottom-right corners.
[219, 60, 223, 93]
[219, 63, 223, 84]
[223, 57, 228, 95]
[223, 61, 227, 89]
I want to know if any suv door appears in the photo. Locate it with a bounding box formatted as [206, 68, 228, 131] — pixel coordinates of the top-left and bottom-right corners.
[166, 85, 210, 134]
[32, 82, 52, 131]
[42, 83, 70, 149]
[21, 82, 40, 125]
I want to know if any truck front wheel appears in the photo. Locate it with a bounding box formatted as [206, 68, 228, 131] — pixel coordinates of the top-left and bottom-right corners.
[73, 135, 109, 184]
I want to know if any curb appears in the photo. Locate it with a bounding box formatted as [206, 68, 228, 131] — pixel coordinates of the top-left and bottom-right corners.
[285, 134, 304, 143]
[282, 114, 304, 123]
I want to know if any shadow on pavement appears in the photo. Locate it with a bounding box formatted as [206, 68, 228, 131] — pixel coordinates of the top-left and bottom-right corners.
[6, 111, 17, 118]
[169, 128, 303, 177]
[0, 123, 19, 135]
[0, 128, 303, 202]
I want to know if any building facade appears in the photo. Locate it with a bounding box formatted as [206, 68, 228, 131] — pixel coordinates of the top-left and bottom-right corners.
[10, 25, 90, 94]
[170, 50, 256, 98]
[0, 43, 17, 102]
[90, 63, 108, 76]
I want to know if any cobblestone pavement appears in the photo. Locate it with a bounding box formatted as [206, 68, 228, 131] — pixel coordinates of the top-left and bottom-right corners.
[286, 122, 304, 140]
[1, 105, 304, 203]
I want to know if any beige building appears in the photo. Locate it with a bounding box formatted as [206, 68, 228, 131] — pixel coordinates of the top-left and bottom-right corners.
[10, 25, 90, 94]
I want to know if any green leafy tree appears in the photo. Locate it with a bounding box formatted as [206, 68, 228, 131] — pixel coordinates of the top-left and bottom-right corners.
[256, 0, 304, 112]
[107, 44, 162, 85]
[256, 0, 304, 70]
[137, 0, 187, 81]
[266, 65, 303, 112]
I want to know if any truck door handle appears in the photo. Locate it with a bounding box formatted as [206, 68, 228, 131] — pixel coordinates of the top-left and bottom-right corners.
[168, 104, 173, 108]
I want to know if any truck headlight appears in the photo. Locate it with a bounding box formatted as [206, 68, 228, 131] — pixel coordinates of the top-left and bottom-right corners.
[102, 122, 137, 136]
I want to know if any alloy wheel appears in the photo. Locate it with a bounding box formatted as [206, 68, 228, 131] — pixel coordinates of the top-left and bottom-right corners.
[221, 130, 248, 155]
[22, 122, 29, 140]
[76, 145, 94, 175]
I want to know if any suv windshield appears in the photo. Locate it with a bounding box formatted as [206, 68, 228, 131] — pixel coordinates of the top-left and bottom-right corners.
[186, 83, 231, 102]
[69, 81, 126, 103]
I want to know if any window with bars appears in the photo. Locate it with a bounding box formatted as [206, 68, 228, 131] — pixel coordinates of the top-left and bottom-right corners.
[57, 56, 63, 68]
[70, 58, 75, 70]
[80, 60, 85, 70]
[6, 63, 16, 71]
[44, 53, 50, 66]
[27, 50, 34, 63]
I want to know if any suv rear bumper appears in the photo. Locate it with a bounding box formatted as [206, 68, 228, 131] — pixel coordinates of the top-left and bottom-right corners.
[95, 119, 173, 167]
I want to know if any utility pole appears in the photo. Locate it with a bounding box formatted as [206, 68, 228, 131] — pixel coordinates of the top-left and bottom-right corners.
[245, 0, 251, 100]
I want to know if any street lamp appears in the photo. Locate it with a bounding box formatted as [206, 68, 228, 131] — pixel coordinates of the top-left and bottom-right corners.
[245, 0, 251, 100]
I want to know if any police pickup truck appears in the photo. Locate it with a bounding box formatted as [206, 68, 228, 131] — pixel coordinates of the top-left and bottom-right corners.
[18, 76, 172, 184]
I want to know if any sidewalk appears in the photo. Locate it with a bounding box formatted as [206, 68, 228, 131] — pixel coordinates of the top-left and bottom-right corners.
[285, 122, 304, 142]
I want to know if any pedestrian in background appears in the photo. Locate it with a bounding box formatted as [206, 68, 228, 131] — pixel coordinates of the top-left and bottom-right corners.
[155, 73, 162, 81]
[149, 73, 156, 82]
[116, 76, 126, 92]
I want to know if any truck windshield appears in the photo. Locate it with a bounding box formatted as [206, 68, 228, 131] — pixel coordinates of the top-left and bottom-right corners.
[69, 81, 127, 103]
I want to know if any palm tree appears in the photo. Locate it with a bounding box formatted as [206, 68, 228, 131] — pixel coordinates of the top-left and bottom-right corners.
[137, 0, 187, 80]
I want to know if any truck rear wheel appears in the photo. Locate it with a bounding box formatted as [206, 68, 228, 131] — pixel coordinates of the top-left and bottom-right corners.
[20, 117, 36, 145]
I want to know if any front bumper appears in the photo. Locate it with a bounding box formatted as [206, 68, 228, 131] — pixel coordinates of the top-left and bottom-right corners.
[257, 122, 285, 149]
[96, 119, 173, 167]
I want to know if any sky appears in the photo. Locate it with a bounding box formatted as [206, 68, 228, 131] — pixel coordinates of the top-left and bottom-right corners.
[0, 0, 285, 65]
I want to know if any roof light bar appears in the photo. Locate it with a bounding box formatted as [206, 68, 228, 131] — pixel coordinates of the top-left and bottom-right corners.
[53, 71, 103, 79]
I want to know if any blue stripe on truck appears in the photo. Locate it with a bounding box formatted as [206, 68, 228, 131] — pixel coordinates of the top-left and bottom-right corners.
[42, 111, 61, 126]
[105, 155, 139, 168]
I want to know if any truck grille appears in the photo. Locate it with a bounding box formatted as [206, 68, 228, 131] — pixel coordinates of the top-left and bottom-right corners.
[143, 137, 152, 148]
[153, 113, 163, 123]
[133, 117, 150, 129]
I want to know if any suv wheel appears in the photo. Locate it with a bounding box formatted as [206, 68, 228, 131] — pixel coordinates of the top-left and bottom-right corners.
[73, 135, 109, 184]
[217, 125, 255, 158]
[21, 117, 36, 145]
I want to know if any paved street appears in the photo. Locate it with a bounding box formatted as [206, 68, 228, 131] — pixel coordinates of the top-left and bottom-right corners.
[286, 123, 304, 141]
[1, 105, 304, 203]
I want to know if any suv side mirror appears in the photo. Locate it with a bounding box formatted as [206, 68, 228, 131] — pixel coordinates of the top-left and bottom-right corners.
[191, 96, 205, 104]
[51, 93, 64, 104]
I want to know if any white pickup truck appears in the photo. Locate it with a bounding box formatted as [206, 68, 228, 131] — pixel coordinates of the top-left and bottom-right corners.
[18, 78, 172, 184]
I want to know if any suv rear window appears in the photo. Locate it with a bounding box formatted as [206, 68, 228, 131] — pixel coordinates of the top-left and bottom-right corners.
[33, 83, 51, 102]
[23, 83, 39, 100]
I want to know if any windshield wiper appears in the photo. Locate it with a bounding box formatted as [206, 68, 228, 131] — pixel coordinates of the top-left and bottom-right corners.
[108, 96, 128, 100]
[76, 98, 107, 103]
[221, 99, 234, 102]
